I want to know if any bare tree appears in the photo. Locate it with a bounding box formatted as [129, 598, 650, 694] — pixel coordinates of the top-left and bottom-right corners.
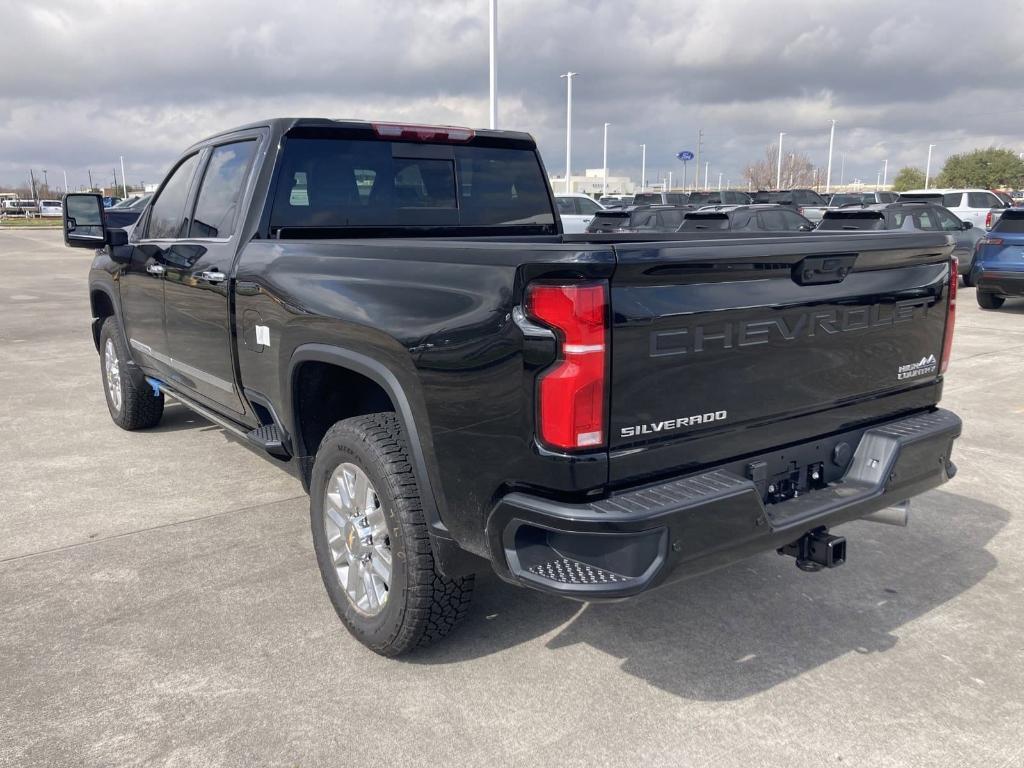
[743, 144, 819, 190]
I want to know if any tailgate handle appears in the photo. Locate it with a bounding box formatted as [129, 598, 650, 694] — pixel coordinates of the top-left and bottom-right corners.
[793, 254, 857, 285]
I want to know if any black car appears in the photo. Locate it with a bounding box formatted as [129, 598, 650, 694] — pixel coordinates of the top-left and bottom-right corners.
[688, 190, 752, 206]
[827, 191, 899, 206]
[816, 202, 983, 282]
[103, 194, 152, 229]
[678, 204, 814, 232]
[586, 204, 693, 233]
[631, 191, 690, 206]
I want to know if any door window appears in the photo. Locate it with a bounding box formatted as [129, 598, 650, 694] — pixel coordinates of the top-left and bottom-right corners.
[967, 192, 999, 209]
[146, 154, 201, 239]
[779, 210, 810, 230]
[942, 192, 964, 208]
[189, 140, 258, 238]
[756, 210, 789, 230]
[556, 197, 576, 215]
[577, 197, 602, 214]
[934, 207, 964, 231]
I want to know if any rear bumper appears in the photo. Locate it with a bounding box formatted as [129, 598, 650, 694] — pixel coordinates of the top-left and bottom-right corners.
[486, 409, 961, 599]
[976, 269, 1024, 296]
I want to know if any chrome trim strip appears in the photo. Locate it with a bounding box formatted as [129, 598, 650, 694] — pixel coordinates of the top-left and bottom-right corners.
[129, 337, 236, 394]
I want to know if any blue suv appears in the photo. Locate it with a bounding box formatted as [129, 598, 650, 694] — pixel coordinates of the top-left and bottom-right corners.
[973, 208, 1024, 309]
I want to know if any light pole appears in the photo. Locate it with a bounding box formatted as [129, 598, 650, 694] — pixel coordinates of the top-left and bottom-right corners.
[668, 171, 673, 190]
[119, 156, 128, 197]
[704, 161, 709, 191]
[776, 132, 785, 189]
[640, 143, 646, 190]
[602, 122, 610, 196]
[876, 170, 881, 189]
[62, 170, 68, 195]
[825, 119, 836, 194]
[488, 0, 497, 129]
[717, 172, 723, 191]
[560, 71, 576, 194]
[42, 169, 48, 193]
[840, 153, 846, 186]
[925, 144, 935, 190]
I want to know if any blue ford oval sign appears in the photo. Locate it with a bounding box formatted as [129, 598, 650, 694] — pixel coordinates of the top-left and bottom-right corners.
[676, 151, 694, 161]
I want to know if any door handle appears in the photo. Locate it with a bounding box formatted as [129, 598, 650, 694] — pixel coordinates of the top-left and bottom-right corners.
[199, 270, 227, 284]
[146, 263, 165, 275]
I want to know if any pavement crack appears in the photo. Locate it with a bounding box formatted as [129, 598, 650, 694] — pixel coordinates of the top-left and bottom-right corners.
[0, 495, 307, 566]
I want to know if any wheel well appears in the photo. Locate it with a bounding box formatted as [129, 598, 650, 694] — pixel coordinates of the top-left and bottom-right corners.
[293, 361, 395, 458]
[90, 290, 116, 350]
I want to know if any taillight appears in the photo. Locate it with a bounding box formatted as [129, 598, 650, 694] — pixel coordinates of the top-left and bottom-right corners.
[525, 282, 608, 450]
[371, 122, 475, 142]
[985, 210, 993, 228]
[940, 257, 957, 374]
[981, 237, 1004, 246]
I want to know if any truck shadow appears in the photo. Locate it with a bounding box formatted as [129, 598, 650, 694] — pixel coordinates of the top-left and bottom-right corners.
[411, 489, 1005, 701]
[146, 402, 217, 434]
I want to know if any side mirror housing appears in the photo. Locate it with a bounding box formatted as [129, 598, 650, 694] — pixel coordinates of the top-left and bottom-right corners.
[63, 194, 107, 248]
[962, 221, 973, 230]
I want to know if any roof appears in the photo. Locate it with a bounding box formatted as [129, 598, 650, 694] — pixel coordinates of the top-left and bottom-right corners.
[900, 188, 992, 194]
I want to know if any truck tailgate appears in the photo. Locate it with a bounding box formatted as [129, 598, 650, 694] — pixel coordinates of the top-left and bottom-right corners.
[608, 232, 954, 483]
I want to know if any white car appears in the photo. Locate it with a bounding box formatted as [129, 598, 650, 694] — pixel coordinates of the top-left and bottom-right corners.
[555, 193, 605, 233]
[37, 200, 62, 218]
[900, 188, 1008, 230]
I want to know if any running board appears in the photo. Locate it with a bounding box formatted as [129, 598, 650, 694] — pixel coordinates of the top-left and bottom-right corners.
[246, 424, 290, 459]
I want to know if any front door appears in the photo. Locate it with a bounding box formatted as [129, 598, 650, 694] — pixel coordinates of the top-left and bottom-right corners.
[119, 152, 202, 378]
[162, 137, 260, 416]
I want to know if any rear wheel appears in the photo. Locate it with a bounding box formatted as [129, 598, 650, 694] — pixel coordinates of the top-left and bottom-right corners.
[309, 413, 474, 656]
[961, 270, 974, 288]
[977, 291, 1005, 310]
[98, 317, 164, 429]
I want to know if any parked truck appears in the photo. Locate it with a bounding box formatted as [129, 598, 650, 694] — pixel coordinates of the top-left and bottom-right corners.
[62, 118, 961, 656]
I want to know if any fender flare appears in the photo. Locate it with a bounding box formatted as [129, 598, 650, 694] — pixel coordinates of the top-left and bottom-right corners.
[287, 343, 448, 538]
[88, 281, 131, 355]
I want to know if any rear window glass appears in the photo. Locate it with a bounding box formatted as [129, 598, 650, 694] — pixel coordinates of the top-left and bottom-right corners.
[829, 194, 862, 206]
[819, 213, 885, 230]
[664, 193, 688, 205]
[942, 193, 963, 207]
[993, 211, 1024, 232]
[688, 192, 718, 205]
[680, 214, 729, 231]
[632, 193, 662, 204]
[270, 137, 555, 233]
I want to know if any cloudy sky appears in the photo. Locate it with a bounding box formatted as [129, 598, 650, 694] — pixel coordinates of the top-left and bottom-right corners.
[2, 0, 1023, 191]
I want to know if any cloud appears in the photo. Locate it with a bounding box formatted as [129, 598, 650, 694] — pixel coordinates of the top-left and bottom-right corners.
[1, 0, 1021, 190]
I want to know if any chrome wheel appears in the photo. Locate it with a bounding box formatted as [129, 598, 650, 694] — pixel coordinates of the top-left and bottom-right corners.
[104, 338, 122, 413]
[323, 462, 391, 616]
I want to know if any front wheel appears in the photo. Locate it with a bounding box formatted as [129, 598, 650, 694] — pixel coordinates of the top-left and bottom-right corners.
[309, 413, 474, 656]
[977, 291, 1005, 310]
[98, 317, 164, 430]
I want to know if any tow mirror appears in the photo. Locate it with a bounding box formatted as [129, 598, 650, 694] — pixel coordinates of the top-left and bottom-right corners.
[961, 221, 973, 230]
[63, 193, 107, 249]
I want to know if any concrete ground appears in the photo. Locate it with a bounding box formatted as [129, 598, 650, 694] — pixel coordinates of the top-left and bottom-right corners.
[1, 229, 1022, 767]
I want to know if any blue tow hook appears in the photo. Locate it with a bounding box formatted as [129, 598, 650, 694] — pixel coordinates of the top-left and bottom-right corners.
[144, 377, 162, 397]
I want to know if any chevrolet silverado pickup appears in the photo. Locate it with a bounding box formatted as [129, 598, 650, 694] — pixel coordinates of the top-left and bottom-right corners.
[62, 118, 961, 656]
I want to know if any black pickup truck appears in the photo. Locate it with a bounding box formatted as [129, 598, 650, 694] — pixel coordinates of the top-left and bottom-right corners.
[62, 118, 961, 656]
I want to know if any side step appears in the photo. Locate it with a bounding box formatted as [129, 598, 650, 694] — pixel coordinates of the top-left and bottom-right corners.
[246, 424, 291, 459]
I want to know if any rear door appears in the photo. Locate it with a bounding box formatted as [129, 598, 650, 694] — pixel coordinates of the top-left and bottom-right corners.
[607, 234, 953, 481]
[162, 136, 261, 415]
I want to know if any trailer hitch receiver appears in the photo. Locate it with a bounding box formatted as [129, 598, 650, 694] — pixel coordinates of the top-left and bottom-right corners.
[778, 527, 846, 572]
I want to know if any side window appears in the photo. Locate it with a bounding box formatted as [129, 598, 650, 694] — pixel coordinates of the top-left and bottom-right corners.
[942, 192, 964, 208]
[781, 211, 809, 230]
[967, 192, 999, 209]
[757, 210, 787, 230]
[555, 197, 576, 215]
[934, 207, 963, 231]
[189, 140, 258, 238]
[657, 210, 685, 229]
[632, 211, 657, 229]
[577, 197, 601, 214]
[146, 154, 201, 239]
[914, 210, 938, 230]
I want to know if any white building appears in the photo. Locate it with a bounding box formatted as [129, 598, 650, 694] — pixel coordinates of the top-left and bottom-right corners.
[549, 168, 636, 195]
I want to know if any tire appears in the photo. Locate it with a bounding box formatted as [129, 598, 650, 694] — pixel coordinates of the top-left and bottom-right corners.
[961, 271, 974, 288]
[309, 412, 474, 656]
[98, 317, 164, 430]
[977, 291, 1005, 310]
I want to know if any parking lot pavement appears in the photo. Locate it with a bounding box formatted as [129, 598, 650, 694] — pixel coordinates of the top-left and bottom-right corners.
[1, 229, 1022, 768]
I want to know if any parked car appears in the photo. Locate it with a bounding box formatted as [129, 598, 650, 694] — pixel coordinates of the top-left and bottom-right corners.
[596, 194, 632, 208]
[687, 190, 752, 206]
[751, 189, 829, 222]
[679, 204, 814, 232]
[900, 189, 1008, 230]
[585, 204, 693, 233]
[1, 198, 38, 217]
[37, 200, 63, 218]
[632, 191, 690, 206]
[555, 193, 605, 234]
[103, 194, 152, 229]
[61, 117, 960, 656]
[971, 208, 1024, 309]
[826, 191, 899, 206]
[816, 202, 984, 284]
[100, 196, 122, 208]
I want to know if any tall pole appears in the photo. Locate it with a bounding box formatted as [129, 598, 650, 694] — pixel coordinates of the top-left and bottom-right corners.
[882, 158, 889, 187]
[29, 169, 37, 202]
[42, 169, 49, 193]
[925, 143, 935, 190]
[840, 153, 846, 186]
[88, 169, 94, 191]
[488, 0, 497, 129]
[717, 172, 722, 191]
[120, 156, 128, 197]
[825, 119, 836, 194]
[640, 143, 646, 190]
[694, 128, 703, 192]
[560, 72, 576, 194]
[776, 132, 785, 189]
[62, 170, 68, 195]
[602, 122, 610, 196]
[876, 170, 881, 190]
